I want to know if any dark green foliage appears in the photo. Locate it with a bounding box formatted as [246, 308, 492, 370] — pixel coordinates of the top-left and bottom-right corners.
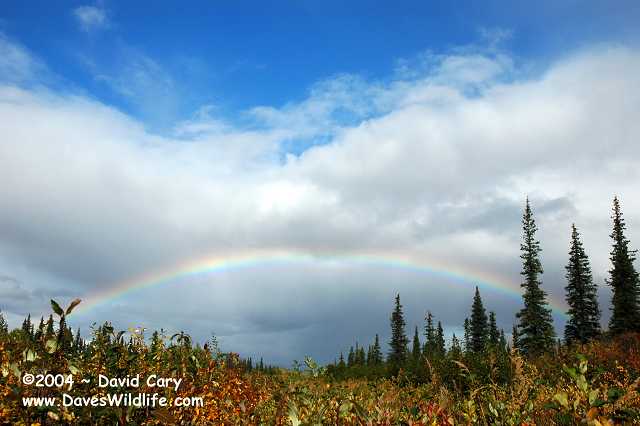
[449, 333, 462, 359]
[370, 334, 383, 365]
[435, 321, 445, 357]
[411, 326, 421, 363]
[21, 314, 33, 340]
[488, 311, 499, 347]
[34, 316, 44, 342]
[0, 310, 8, 337]
[338, 352, 345, 368]
[564, 224, 601, 343]
[607, 196, 640, 334]
[356, 343, 366, 365]
[515, 198, 556, 357]
[73, 327, 83, 354]
[423, 311, 435, 357]
[470, 286, 489, 352]
[388, 294, 409, 373]
[463, 317, 470, 352]
[347, 346, 355, 367]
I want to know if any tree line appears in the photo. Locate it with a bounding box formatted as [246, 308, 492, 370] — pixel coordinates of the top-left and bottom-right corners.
[327, 196, 640, 381]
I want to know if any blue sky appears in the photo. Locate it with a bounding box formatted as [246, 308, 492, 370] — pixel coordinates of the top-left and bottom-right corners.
[3, 1, 640, 133]
[2, 1, 640, 364]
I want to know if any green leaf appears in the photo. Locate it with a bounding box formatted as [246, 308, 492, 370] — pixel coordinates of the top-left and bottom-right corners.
[45, 338, 58, 354]
[68, 363, 80, 375]
[9, 362, 21, 378]
[22, 349, 38, 362]
[562, 365, 578, 380]
[607, 387, 624, 402]
[554, 391, 569, 408]
[65, 298, 81, 315]
[576, 375, 588, 392]
[588, 389, 599, 405]
[339, 402, 352, 416]
[592, 398, 607, 408]
[50, 299, 64, 316]
[288, 402, 301, 426]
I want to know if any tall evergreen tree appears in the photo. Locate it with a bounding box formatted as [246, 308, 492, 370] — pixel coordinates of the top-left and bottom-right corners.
[435, 321, 445, 357]
[338, 352, 346, 368]
[388, 294, 409, 371]
[607, 197, 640, 334]
[564, 224, 601, 343]
[411, 326, 421, 363]
[357, 346, 366, 365]
[73, 327, 83, 353]
[463, 318, 471, 352]
[515, 198, 556, 356]
[488, 311, 500, 347]
[499, 329, 507, 352]
[0, 311, 8, 337]
[423, 311, 435, 356]
[34, 316, 45, 342]
[371, 334, 383, 365]
[347, 346, 355, 367]
[22, 314, 33, 339]
[512, 324, 519, 351]
[449, 333, 462, 359]
[470, 286, 489, 352]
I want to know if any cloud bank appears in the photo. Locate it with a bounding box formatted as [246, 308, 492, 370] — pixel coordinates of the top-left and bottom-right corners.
[1, 38, 640, 364]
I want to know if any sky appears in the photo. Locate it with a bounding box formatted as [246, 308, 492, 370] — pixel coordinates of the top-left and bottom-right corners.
[1, 1, 640, 365]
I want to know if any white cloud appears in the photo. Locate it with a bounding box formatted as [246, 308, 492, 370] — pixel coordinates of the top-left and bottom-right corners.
[0, 34, 47, 84]
[73, 5, 109, 32]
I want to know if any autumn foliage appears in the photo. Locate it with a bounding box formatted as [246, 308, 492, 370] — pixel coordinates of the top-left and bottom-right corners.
[1, 299, 639, 425]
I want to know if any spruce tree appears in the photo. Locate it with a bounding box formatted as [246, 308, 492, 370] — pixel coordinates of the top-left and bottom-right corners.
[607, 197, 640, 334]
[347, 346, 355, 367]
[512, 324, 519, 350]
[449, 333, 462, 359]
[73, 327, 82, 353]
[470, 286, 489, 352]
[564, 224, 601, 343]
[423, 311, 435, 356]
[22, 314, 33, 339]
[515, 198, 556, 356]
[388, 294, 409, 371]
[463, 318, 471, 352]
[357, 346, 366, 365]
[499, 329, 507, 352]
[371, 334, 382, 365]
[34, 317, 45, 342]
[488, 311, 500, 347]
[411, 326, 421, 363]
[435, 321, 445, 356]
[0, 311, 8, 336]
[338, 352, 346, 368]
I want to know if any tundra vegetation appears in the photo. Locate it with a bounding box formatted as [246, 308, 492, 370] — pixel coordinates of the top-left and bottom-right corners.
[1, 197, 639, 425]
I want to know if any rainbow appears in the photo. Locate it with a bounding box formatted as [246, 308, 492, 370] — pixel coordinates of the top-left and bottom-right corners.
[75, 250, 568, 316]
